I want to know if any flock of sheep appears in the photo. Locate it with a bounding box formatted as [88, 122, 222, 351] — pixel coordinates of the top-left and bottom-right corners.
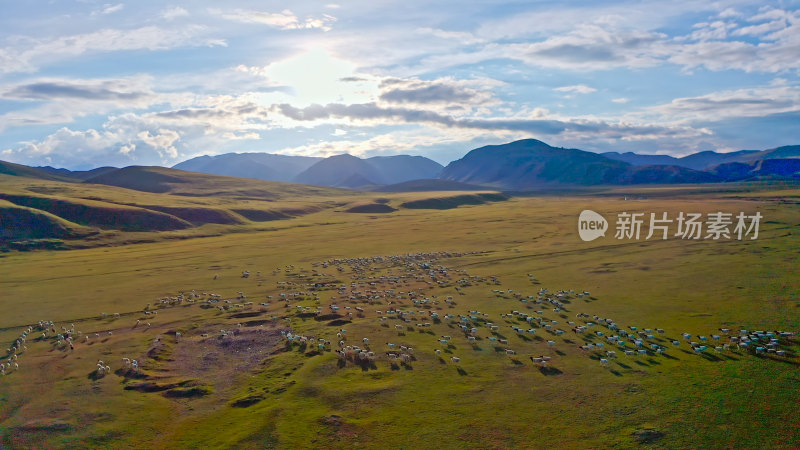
[2, 251, 796, 386]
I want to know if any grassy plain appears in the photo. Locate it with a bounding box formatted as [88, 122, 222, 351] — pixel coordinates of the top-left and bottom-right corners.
[0, 178, 798, 448]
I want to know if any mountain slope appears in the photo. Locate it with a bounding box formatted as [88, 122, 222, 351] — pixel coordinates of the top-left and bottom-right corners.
[294, 154, 382, 187]
[173, 153, 322, 182]
[293, 154, 443, 188]
[441, 139, 721, 188]
[601, 152, 681, 166]
[440, 139, 630, 188]
[84, 166, 351, 198]
[35, 166, 119, 181]
[710, 158, 800, 181]
[603, 146, 800, 171]
[366, 155, 443, 184]
[0, 160, 77, 182]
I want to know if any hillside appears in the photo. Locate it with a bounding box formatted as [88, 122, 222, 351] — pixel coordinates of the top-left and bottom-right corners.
[36, 166, 119, 181]
[0, 160, 511, 249]
[0, 160, 76, 182]
[84, 166, 349, 198]
[0, 163, 358, 248]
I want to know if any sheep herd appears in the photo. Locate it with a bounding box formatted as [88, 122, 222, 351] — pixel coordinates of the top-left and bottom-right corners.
[1, 251, 796, 391]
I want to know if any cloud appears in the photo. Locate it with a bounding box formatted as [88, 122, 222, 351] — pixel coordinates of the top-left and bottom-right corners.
[215, 9, 336, 31]
[612, 98, 629, 103]
[160, 6, 189, 20]
[271, 101, 706, 141]
[0, 25, 226, 74]
[554, 84, 597, 94]
[92, 3, 124, 15]
[415, 27, 485, 45]
[646, 83, 800, 122]
[0, 77, 160, 131]
[137, 129, 180, 158]
[378, 77, 497, 106]
[3, 79, 151, 102]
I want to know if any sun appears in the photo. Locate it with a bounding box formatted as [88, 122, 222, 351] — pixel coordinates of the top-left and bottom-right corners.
[263, 47, 375, 106]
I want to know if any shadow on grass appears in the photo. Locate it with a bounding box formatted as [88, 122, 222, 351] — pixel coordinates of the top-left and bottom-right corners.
[699, 353, 724, 362]
[538, 366, 562, 376]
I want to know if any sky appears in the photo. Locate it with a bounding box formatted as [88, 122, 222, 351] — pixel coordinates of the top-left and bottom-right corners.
[1, 0, 799, 170]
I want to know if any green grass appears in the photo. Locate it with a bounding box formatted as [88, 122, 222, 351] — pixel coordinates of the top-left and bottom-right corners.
[0, 179, 798, 448]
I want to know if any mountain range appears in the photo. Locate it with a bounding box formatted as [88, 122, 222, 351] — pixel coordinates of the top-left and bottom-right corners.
[602, 145, 800, 170]
[2, 139, 798, 192]
[173, 152, 443, 188]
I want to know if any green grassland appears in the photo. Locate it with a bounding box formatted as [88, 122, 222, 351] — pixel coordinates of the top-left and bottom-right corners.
[0, 177, 798, 448]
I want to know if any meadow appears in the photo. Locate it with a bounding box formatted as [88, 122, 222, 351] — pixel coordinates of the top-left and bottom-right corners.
[1, 178, 798, 448]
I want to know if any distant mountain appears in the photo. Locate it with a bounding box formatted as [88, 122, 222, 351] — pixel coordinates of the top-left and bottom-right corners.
[740, 145, 800, 163]
[677, 150, 761, 170]
[294, 154, 381, 187]
[366, 155, 443, 184]
[293, 154, 443, 188]
[36, 166, 119, 181]
[441, 139, 719, 188]
[440, 139, 624, 188]
[173, 153, 322, 182]
[603, 150, 761, 170]
[601, 152, 682, 167]
[0, 160, 77, 182]
[603, 146, 800, 171]
[710, 158, 800, 181]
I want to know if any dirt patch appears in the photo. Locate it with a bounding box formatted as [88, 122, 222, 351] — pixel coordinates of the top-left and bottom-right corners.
[167, 327, 284, 394]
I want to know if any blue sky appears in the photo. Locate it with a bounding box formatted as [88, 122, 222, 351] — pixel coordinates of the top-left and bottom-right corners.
[1, 0, 799, 169]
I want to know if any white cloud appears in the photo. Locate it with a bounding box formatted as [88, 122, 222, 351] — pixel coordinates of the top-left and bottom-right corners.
[160, 6, 189, 20]
[215, 8, 337, 31]
[612, 97, 629, 103]
[554, 84, 597, 94]
[646, 83, 800, 122]
[137, 129, 180, 158]
[0, 26, 226, 74]
[92, 3, 124, 16]
[0, 76, 160, 131]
